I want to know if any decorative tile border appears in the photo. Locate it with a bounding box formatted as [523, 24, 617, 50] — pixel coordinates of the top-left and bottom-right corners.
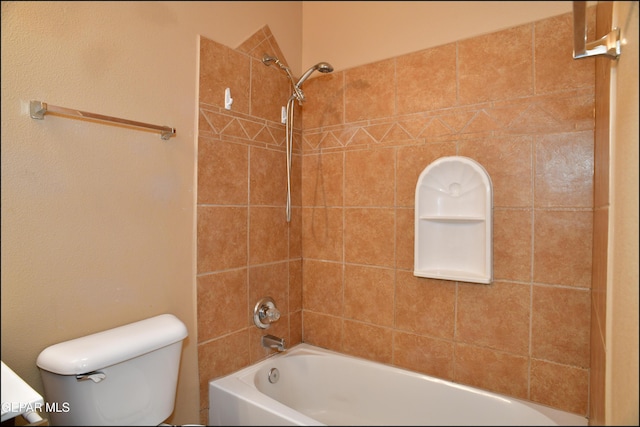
[302, 88, 594, 152]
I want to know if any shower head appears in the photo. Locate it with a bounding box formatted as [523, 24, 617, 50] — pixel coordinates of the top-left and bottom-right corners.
[262, 54, 295, 78]
[295, 62, 334, 88]
[263, 54, 288, 72]
[262, 55, 276, 65]
[263, 54, 333, 104]
[264, 53, 300, 86]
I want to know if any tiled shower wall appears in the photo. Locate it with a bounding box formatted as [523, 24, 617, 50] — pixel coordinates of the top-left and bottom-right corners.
[299, 10, 594, 417]
[196, 27, 305, 423]
[197, 11, 595, 423]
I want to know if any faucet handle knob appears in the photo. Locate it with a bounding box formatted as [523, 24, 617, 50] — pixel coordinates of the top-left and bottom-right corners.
[264, 306, 281, 322]
[254, 297, 281, 329]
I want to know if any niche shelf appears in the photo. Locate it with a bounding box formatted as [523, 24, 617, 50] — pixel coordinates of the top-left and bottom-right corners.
[414, 156, 493, 284]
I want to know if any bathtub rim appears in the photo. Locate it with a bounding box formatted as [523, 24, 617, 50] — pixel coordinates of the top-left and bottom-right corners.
[209, 343, 587, 426]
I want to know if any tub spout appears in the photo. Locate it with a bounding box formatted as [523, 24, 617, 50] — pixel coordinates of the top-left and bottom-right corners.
[262, 334, 286, 352]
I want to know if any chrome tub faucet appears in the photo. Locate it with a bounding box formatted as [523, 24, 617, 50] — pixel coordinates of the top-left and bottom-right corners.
[261, 334, 286, 352]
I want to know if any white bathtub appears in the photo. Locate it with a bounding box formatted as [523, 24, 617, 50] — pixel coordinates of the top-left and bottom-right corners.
[209, 343, 587, 426]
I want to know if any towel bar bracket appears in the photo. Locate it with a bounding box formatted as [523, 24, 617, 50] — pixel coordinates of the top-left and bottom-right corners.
[574, 27, 621, 60]
[573, 1, 621, 60]
[29, 100, 47, 120]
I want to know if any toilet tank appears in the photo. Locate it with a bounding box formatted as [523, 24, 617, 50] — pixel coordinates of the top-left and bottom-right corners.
[36, 314, 188, 426]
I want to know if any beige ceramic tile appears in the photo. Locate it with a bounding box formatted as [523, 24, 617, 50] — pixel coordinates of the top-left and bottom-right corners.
[197, 206, 247, 273]
[454, 343, 529, 399]
[591, 207, 608, 331]
[377, 123, 420, 145]
[530, 359, 589, 415]
[344, 264, 395, 327]
[291, 153, 303, 205]
[395, 208, 414, 270]
[396, 44, 457, 115]
[248, 262, 289, 316]
[393, 331, 454, 380]
[248, 206, 289, 264]
[200, 37, 251, 113]
[418, 117, 462, 142]
[456, 281, 530, 355]
[535, 12, 596, 94]
[301, 207, 343, 261]
[344, 148, 395, 207]
[302, 260, 343, 316]
[438, 109, 487, 137]
[250, 146, 287, 206]
[531, 285, 591, 367]
[459, 135, 533, 208]
[395, 272, 455, 339]
[289, 259, 302, 312]
[302, 310, 343, 352]
[218, 117, 253, 142]
[197, 330, 250, 408]
[458, 24, 533, 104]
[234, 25, 268, 57]
[492, 209, 532, 282]
[344, 208, 395, 267]
[199, 108, 233, 135]
[266, 121, 287, 148]
[251, 56, 293, 123]
[345, 58, 396, 122]
[531, 90, 595, 133]
[301, 71, 345, 130]
[198, 109, 215, 136]
[237, 116, 276, 146]
[288, 206, 302, 259]
[198, 137, 248, 205]
[533, 210, 593, 287]
[534, 131, 594, 208]
[396, 142, 457, 207]
[289, 310, 303, 347]
[348, 125, 383, 147]
[242, 26, 287, 67]
[589, 301, 606, 423]
[458, 110, 502, 136]
[594, 54, 610, 209]
[198, 409, 208, 426]
[302, 152, 344, 207]
[343, 320, 393, 364]
[197, 269, 248, 342]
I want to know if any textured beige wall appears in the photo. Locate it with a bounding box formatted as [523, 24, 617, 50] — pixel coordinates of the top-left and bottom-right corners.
[3, 1, 610, 425]
[1, 2, 300, 425]
[609, 2, 639, 424]
[590, 2, 639, 424]
[302, 1, 575, 72]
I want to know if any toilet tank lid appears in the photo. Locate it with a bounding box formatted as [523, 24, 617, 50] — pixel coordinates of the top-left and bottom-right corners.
[36, 314, 188, 375]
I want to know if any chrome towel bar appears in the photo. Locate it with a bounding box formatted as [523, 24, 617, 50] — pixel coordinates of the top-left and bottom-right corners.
[572, 1, 621, 60]
[30, 100, 176, 140]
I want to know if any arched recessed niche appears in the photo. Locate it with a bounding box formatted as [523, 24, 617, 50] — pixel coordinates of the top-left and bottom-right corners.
[414, 156, 493, 284]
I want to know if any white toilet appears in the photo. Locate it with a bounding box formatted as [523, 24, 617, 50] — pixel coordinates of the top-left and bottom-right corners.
[36, 314, 190, 426]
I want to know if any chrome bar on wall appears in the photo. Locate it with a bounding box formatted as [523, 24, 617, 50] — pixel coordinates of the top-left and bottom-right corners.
[29, 100, 176, 140]
[573, 1, 621, 60]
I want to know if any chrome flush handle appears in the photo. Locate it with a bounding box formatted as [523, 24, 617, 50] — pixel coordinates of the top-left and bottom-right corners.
[76, 371, 106, 383]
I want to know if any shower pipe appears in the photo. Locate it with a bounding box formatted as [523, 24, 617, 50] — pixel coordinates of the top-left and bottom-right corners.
[262, 54, 334, 222]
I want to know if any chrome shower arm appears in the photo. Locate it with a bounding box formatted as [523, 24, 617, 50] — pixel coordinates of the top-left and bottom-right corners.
[262, 53, 333, 221]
